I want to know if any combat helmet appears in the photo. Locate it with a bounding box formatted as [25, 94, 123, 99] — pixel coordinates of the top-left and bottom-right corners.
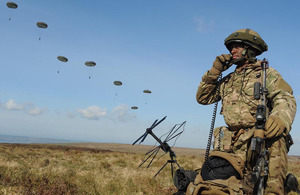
[225, 29, 268, 55]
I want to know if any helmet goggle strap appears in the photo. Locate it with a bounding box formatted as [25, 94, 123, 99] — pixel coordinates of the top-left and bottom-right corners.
[242, 45, 248, 56]
[245, 45, 257, 63]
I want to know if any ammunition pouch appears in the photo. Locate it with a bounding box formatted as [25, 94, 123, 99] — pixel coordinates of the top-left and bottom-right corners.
[285, 134, 294, 153]
[213, 126, 233, 152]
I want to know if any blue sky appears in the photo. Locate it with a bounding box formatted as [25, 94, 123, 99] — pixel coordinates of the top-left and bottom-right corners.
[1, 0, 300, 155]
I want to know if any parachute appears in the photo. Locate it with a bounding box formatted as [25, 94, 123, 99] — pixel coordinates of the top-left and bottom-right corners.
[131, 106, 138, 110]
[57, 56, 68, 73]
[143, 89, 151, 94]
[6, 2, 18, 9]
[113, 81, 122, 86]
[36, 22, 48, 29]
[85, 61, 96, 67]
[57, 56, 68, 62]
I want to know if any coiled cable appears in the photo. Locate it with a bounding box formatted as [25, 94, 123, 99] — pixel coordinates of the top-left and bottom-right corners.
[204, 73, 222, 172]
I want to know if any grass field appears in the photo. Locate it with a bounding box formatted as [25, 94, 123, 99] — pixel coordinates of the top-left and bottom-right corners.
[0, 143, 299, 194]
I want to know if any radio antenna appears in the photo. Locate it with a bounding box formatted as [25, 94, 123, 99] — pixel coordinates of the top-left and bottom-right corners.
[132, 116, 186, 177]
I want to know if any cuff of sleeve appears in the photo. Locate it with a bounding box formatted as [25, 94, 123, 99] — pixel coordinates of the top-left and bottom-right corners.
[202, 70, 220, 84]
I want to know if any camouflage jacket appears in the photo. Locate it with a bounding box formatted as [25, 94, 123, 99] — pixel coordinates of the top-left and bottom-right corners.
[196, 60, 296, 133]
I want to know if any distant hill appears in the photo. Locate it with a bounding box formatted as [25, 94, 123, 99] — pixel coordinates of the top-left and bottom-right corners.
[0, 134, 82, 144]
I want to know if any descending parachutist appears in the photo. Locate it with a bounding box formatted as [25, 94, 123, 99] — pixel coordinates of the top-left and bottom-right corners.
[113, 80, 122, 96]
[6, 2, 18, 21]
[57, 56, 68, 74]
[84, 61, 96, 80]
[36, 22, 48, 41]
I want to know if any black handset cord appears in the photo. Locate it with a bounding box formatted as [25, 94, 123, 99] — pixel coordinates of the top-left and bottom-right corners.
[204, 73, 222, 172]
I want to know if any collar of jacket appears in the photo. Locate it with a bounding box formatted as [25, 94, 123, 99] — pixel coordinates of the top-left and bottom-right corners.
[234, 60, 262, 74]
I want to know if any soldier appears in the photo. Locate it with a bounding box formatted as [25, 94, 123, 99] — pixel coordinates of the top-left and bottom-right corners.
[196, 29, 297, 194]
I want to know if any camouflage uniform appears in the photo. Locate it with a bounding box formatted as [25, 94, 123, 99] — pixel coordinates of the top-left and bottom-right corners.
[196, 60, 296, 194]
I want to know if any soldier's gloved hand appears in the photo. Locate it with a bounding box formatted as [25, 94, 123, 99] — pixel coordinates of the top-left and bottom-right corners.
[210, 54, 233, 75]
[265, 115, 286, 138]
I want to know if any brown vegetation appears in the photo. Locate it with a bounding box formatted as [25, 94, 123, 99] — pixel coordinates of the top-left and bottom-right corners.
[0, 143, 299, 194]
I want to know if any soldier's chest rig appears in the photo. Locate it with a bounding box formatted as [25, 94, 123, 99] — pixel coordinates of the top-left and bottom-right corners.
[219, 66, 263, 131]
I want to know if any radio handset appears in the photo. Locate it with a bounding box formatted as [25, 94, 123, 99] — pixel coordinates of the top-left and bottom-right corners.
[223, 54, 234, 70]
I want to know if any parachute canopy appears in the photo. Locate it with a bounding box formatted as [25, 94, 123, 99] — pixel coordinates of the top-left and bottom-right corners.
[113, 81, 122, 86]
[85, 61, 96, 67]
[131, 106, 138, 110]
[6, 2, 18, 9]
[143, 89, 151, 94]
[57, 56, 68, 62]
[36, 22, 48, 29]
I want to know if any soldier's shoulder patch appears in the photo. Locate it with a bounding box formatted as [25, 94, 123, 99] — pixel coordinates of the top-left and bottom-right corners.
[277, 78, 293, 94]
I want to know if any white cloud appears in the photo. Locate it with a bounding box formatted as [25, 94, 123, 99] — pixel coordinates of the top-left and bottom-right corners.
[1, 99, 46, 116]
[194, 17, 215, 33]
[110, 104, 135, 122]
[77, 105, 107, 120]
[27, 107, 45, 116]
[2, 99, 24, 110]
[76, 104, 135, 121]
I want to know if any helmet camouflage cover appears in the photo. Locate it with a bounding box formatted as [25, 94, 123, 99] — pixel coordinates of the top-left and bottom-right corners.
[224, 29, 268, 55]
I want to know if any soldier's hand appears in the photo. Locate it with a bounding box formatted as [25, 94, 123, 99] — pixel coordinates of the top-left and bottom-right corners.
[210, 54, 233, 75]
[265, 115, 286, 138]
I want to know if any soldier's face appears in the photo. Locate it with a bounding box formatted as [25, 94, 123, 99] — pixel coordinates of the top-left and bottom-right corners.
[230, 43, 244, 60]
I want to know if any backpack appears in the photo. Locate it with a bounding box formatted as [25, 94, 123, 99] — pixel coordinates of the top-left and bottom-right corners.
[186, 175, 252, 195]
[185, 151, 253, 195]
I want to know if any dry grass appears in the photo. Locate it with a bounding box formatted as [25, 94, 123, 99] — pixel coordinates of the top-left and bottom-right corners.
[0, 143, 299, 194]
